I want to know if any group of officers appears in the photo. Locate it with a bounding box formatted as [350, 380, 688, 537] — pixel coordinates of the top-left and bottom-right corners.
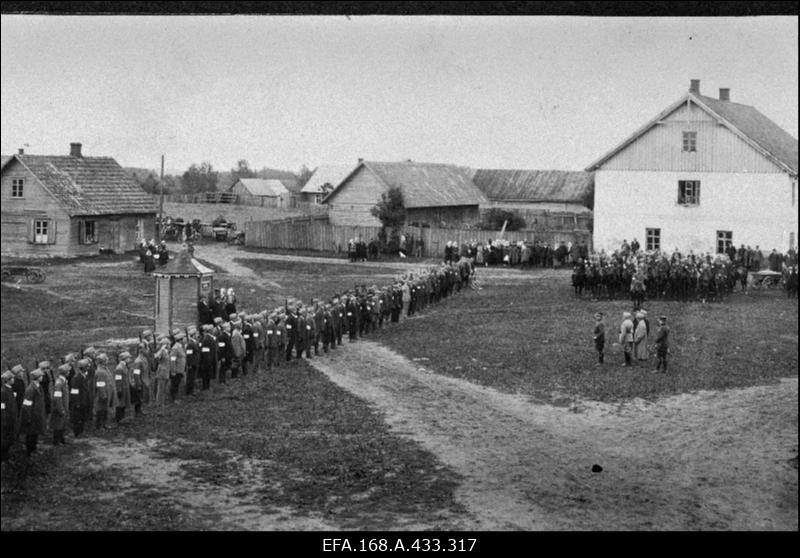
[1, 258, 476, 463]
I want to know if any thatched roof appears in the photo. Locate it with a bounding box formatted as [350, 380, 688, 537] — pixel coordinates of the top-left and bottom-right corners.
[3, 154, 156, 216]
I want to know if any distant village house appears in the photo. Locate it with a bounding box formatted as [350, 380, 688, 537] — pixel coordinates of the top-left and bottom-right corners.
[228, 178, 290, 208]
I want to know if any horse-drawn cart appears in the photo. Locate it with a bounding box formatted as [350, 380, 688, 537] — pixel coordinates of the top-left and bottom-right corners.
[1, 266, 46, 284]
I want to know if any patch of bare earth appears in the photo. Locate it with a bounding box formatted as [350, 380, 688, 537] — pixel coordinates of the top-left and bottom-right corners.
[307, 341, 798, 531]
[81, 438, 337, 530]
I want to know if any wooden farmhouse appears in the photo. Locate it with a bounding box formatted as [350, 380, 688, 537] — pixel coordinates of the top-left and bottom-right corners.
[472, 169, 594, 231]
[1, 143, 157, 257]
[229, 178, 290, 208]
[299, 164, 356, 205]
[322, 160, 488, 228]
[586, 80, 798, 254]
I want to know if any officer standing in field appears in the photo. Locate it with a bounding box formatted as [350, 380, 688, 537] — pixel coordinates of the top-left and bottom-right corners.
[593, 312, 605, 366]
[619, 312, 634, 368]
[50, 364, 71, 445]
[19, 368, 46, 456]
[653, 316, 671, 374]
[2, 370, 18, 461]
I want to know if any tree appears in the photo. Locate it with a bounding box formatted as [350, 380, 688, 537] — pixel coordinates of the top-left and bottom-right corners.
[296, 164, 314, 188]
[182, 162, 219, 193]
[371, 187, 406, 253]
[231, 159, 257, 183]
[480, 208, 526, 231]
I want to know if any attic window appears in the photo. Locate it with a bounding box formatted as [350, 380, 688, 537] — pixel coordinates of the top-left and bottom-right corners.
[682, 131, 697, 152]
[12, 178, 24, 198]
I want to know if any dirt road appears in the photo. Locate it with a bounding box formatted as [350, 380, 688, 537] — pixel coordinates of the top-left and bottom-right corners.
[307, 341, 797, 530]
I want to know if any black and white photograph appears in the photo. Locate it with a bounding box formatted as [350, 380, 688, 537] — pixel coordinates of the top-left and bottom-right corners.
[1, 2, 797, 538]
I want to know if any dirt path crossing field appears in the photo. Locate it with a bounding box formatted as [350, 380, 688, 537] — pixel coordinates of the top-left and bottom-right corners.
[308, 342, 798, 530]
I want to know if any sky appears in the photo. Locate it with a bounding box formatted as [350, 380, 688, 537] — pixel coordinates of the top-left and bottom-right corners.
[1, 15, 797, 174]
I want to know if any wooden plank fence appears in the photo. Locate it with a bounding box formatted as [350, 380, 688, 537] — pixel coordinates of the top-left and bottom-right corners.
[245, 216, 592, 257]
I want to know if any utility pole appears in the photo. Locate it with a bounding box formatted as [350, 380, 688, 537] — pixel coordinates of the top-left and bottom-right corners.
[157, 153, 165, 242]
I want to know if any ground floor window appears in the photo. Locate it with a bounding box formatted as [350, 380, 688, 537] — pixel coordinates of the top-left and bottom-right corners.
[79, 220, 97, 244]
[717, 230, 733, 254]
[646, 228, 661, 251]
[33, 219, 50, 244]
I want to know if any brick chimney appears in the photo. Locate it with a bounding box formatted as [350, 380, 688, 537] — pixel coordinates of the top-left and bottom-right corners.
[18, 148, 24, 155]
[70, 142, 82, 157]
[689, 79, 701, 94]
[358, 158, 364, 163]
[719, 88, 730, 101]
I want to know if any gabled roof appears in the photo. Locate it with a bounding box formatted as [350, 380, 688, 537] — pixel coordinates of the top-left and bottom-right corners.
[324, 161, 488, 208]
[472, 169, 594, 204]
[1, 154, 157, 216]
[300, 164, 356, 194]
[586, 91, 798, 175]
[152, 249, 214, 277]
[233, 178, 289, 197]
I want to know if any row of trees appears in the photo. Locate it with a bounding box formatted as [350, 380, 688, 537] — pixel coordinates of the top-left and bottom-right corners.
[131, 159, 314, 195]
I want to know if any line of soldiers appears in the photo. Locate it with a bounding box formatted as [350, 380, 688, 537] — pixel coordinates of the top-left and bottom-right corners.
[571, 247, 799, 303]
[1, 259, 477, 463]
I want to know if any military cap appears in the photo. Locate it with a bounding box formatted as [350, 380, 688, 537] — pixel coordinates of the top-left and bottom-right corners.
[222, 323, 231, 331]
[594, 312, 604, 319]
[658, 315, 668, 322]
[232, 321, 242, 329]
[96, 353, 109, 364]
[75, 359, 89, 369]
[229, 313, 238, 321]
[641, 310, 648, 316]
[172, 328, 182, 337]
[29, 369, 44, 381]
[175, 331, 186, 340]
[142, 330, 153, 338]
[202, 324, 213, 332]
[238, 312, 246, 318]
[38, 360, 51, 369]
[57, 363, 71, 374]
[119, 351, 132, 360]
[213, 317, 223, 325]
[11, 364, 25, 374]
[2, 370, 14, 382]
[84, 346, 97, 355]
[64, 353, 76, 363]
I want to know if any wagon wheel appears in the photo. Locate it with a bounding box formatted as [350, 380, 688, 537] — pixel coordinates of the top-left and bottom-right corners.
[26, 269, 45, 283]
[1, 269, 11, 282]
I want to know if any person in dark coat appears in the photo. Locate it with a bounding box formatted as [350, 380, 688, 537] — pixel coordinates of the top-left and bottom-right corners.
[11, 364, 27, 414]
[198, 325, 217, 391]
[593, 312, 606, 365]
[217, 324, 232, 384]
[284, 305, 298, 361]
[184, 328, 200, 396]
[50, 364, 71, 445]
[1, 370, 18, 461]
[198, 295, 214, 326]
[69, 359, 92, 437]
[158, 241, 169, 266]
[653, 316, 671, 374]
[19, 369, 46, 456]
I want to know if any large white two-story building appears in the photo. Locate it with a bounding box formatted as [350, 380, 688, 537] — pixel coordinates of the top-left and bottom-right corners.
[587, 80, 798, 255]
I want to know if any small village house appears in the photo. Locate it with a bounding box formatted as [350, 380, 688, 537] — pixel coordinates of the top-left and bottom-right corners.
[1, 143, 157, 257]
[322, 160, 488, 228]
[228, 178, 290, 207]
[299, 164, 356, 205]
[586, 80, 798, 254]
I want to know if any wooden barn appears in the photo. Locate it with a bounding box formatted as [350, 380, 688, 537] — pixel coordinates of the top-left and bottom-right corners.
[587, 80, 798, 253]
[472, 169, 594, 229]
[229, 178, 290, 207]
[1, 143, 157, 257]
[322, 160, 488, 228]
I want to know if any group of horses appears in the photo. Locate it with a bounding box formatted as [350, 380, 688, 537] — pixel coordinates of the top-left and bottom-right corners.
[571, 253, 750, 304]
